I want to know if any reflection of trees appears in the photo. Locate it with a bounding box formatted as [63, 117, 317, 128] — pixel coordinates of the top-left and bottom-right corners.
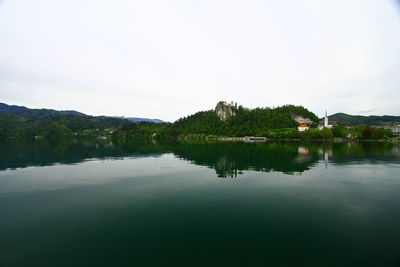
[0, 139, 170, 171]
[1, 139, 399, 177]
[0, 140, 320, 176]
[324, 142, 400, 165]
[215, 155, 238, 178]
[172, 141, 400, 177]
[171, 142, 320, 177]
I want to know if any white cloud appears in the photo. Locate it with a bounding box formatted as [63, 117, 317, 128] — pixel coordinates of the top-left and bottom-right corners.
[0, 0, 399, 121]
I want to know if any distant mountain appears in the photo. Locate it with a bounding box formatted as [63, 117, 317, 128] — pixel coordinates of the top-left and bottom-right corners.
[0, 102, 170, 138]
[0, 103, 165, 123]
[112, 116, 166, 123]
[0, 103, 134, 138]
[0, 102, 86, 119]
[329, 113, 400, 126]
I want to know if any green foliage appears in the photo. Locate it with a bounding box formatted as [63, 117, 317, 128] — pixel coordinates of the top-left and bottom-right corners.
[114, 104, 397, 141]
[333, 125, 393, 140]
[320, 127, 333, 139]
[112, 122, 171, 141]
[362, 126, 372, 139]
[266, 128, 301, 139]
[332, 125, 347, 138]
[43, 122, 73, 140]
[301, 128, 323, 140]
[165, 104, 319, 137]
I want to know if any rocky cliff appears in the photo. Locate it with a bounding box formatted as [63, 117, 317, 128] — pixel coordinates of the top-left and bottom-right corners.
[215, 101, 236, 121]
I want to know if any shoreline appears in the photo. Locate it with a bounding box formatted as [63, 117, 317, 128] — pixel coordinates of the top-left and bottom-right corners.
[178, 136, 400, 143]
[1, 135, 399, 143]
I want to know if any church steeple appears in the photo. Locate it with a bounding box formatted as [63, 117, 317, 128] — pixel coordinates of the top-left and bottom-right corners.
[324, 110, 328, 127]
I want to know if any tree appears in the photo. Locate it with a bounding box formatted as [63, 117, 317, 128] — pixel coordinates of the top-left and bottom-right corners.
[362, 126, 372, 139]
[320, 128, 333, 139]
[332, 125, 347, 138]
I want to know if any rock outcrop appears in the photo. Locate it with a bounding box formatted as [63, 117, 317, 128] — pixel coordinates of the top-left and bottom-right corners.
[293, 115, 313, 124]
[215, 101, 236, 121]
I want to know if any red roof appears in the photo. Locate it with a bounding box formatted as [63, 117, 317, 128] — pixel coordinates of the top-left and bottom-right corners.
[298, 124, 309, 127]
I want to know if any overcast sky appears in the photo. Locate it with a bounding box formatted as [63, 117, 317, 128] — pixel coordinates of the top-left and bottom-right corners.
[1, 0, 400, 121]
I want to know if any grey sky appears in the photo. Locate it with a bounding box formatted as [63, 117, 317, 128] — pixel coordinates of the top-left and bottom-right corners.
[1, 0, 400, 121]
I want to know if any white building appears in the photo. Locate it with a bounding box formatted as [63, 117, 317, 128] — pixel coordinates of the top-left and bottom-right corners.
[382, 125, 400, 135]
[298, 124, 310, 132]
[318, 111, 333, 130]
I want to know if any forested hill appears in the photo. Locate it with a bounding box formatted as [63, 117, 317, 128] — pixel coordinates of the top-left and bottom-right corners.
[164, 103, 319, 137]
[329, 113, 400, 126]
[0, 102, 135, 138]
[0, 102, 86, 119]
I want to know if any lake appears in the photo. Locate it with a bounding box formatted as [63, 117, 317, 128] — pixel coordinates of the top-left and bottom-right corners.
[1, 139, 400, 267]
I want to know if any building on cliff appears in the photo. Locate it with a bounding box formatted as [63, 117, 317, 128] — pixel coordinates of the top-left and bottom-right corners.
[215, 101, 237, 121]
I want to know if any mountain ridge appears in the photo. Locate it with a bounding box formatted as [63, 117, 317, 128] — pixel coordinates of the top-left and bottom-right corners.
[0, 102, 165, 123]
[0, 102, 86, 118]
[329, 112, 400, 126]
[0, 102, 134, 138]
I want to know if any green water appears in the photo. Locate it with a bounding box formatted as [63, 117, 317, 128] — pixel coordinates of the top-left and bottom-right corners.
[1, 140, 400, 267]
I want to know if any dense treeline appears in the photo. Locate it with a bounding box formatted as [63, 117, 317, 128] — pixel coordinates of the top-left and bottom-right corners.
[266, 125, 392, 140]
[112, 121, 171, 141]
[0, 114, 134, 139]
[168, 104, 319, 138]
[112, 105, 320, 140]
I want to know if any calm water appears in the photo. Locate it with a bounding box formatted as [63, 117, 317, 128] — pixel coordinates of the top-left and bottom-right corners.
[1, 140, 400, 267]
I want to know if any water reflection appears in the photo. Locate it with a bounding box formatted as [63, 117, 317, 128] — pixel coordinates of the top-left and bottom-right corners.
[0, 139, 399, 177]
[0, 139, 170, 170]
[172, 142, 320, 177]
